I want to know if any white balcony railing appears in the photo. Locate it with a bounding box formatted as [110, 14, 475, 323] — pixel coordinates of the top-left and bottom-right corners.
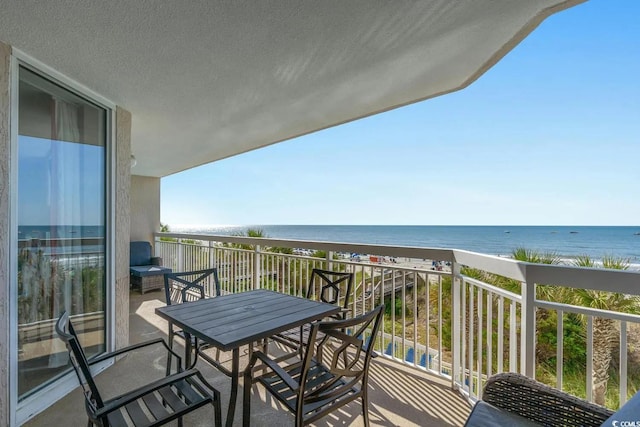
[154, 232, 640, 410]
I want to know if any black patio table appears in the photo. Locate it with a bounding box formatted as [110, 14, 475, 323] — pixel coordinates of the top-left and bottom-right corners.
[155, 289, 341, 427]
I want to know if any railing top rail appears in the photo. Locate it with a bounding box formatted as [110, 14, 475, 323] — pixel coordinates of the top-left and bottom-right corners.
[454, 249, 640, 293]
[155, 232, 455, 261]
[537, 300, 640, 323]
[451, 249, 527, 281]
[155, 232, 640, 295]
[526, 263, 640, 294]
[460, 274, 522, 301]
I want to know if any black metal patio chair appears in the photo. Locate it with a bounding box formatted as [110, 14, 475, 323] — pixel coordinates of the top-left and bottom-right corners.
[55, 311, 222, 427]
[243, 304, 384, 427]
[164, 268, 220, 370]
[272, 269, 354, 358]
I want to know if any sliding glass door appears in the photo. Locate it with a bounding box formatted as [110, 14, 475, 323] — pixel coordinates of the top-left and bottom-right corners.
[16, 66, 108, 398]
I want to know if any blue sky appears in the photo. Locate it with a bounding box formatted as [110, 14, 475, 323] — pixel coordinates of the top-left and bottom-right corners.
[19, 137, 105, 226]
[162, 0, 640, 227]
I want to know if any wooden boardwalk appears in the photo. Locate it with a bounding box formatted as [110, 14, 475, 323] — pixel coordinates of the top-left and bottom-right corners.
[360, 269, 426, 298]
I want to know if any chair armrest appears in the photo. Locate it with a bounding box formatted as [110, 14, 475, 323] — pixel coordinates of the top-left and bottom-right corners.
[327, 307, 350, 321]
[150, 256, 162, 266]
[93, 369, 201, 418]
[88, 337, 182, 370]
[246, 351, 299, 392]
[482, 373, 614, 427]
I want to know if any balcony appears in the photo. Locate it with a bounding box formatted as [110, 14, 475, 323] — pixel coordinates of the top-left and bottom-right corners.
[26, 289, 471, 426]
[26, 233, 640, 425]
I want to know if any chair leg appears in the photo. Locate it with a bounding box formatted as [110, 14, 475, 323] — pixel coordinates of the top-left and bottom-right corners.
[298, 326, 304, 360]
[213, 389, 222, 427]
[242, 369, 253, 427]
[166, 331, 174, 375]
[262, 339, 269, 374]
[362, 394, 370, 427]
[189, 337, 199, 369]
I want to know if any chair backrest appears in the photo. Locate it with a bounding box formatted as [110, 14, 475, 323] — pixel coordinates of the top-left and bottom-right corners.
[299, 304, 384, 406]
[55, 311, 105, 415]
[130, 241, 152, 266]
[164, 268, 220, 305]
[305, 269, 354, 310]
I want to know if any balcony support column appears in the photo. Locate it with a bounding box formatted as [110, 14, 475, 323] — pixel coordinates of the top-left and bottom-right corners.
[115, 106, 132, 352]
[521, 279, 536, 378]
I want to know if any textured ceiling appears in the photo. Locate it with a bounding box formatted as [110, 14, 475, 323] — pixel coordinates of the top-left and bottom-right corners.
[0, 0, 584, 177]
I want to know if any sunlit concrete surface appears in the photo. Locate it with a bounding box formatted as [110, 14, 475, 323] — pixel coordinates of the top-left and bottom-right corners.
[26, 291, 470, 426]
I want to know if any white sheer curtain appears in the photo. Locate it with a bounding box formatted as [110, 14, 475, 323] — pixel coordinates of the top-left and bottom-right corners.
[48, 98, 82, 367]
[53, 98, 80, 141]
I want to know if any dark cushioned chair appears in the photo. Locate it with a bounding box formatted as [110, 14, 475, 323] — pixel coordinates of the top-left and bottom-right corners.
[464, 372, 614, 427]
[130, 241, 172, 294]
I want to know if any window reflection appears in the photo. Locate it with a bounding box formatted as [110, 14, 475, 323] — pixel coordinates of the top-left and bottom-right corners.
[17, 68, 107, 398]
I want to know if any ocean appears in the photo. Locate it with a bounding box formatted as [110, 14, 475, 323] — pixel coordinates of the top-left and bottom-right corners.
[18, 224, 640, 262]
[174, 225, 640, 262]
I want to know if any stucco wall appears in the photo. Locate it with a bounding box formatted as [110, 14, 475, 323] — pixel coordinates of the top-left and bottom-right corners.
[130, 175, 160, 245]
[115, 107, 131, 350]
[0, 40, 12, 427]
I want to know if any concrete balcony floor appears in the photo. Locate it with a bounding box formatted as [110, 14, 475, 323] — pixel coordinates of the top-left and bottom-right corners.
[26, 291, 471, 426]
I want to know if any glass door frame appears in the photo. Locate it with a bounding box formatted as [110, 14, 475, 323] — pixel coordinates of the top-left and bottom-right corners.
[9, 49, 117, 426]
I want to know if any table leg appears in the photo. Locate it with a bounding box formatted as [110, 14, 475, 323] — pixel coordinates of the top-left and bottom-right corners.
[183, 332, 193, 370]
[226, 348, 240, 427]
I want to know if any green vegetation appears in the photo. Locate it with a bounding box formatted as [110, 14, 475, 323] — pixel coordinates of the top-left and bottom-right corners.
[159, 223, 200, 244]
[159, 223, 174, 242]
[373, 247, 639, 408]
[17, 248, 104, 324]
[458, 248, 640, 408]
[229, 227, 265, 250]
[565, 254, 638, 405]
[310, 250, 341, 259]
[227, 228, 292, 254]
